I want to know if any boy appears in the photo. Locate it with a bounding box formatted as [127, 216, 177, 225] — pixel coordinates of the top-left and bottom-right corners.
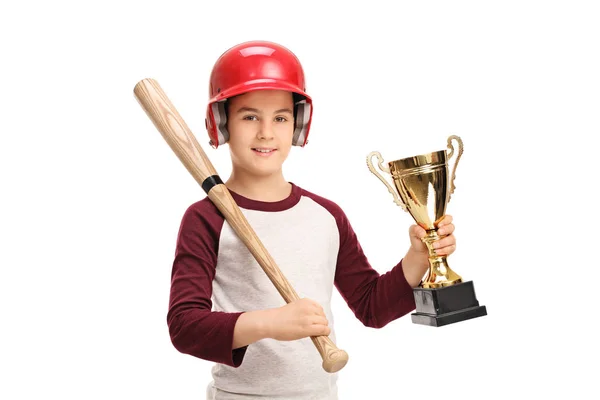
[166, 40, 457, 400]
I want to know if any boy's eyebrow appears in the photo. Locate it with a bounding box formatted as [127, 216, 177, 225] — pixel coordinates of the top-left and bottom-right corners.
[236, 107, 259, 114]
[236, 107, 293, 114]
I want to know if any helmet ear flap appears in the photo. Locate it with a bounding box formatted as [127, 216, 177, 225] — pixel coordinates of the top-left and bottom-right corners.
[292, 95, 312, 147]
[206, 100, 229, 148]
[204, 118, 215, 148]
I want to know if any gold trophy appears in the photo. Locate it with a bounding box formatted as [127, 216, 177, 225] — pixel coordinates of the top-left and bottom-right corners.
[366, 135, 487, 327]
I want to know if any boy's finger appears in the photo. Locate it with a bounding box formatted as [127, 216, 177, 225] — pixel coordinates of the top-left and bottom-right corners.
[317, 326, 331, 336]
[437, 214, 453, 227]
[437, 223, 455, 236]
[311, 302, 325, 316]
[311, 316, 329, 326]
[433, 236, 456, 249]
[433, 244, 456, 255]
[410, 224, 426, 238]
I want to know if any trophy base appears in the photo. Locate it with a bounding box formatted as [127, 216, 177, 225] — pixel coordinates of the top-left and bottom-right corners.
[410, 280, 487, 327]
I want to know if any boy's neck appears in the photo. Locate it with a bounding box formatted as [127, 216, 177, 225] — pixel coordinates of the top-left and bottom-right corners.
[225, 171, 292, 202]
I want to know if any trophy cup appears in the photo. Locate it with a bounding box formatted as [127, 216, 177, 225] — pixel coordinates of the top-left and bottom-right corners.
[366, 135, 487, 327]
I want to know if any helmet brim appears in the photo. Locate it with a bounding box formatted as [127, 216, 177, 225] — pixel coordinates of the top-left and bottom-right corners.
[209, 79, 312, 104]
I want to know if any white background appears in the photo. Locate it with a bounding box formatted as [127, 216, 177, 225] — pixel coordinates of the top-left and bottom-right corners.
[1, 1, 598, 399]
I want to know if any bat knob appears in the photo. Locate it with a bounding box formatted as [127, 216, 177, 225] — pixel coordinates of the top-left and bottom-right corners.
[312, 335, 349, 373]
[322, 349, 349, 373]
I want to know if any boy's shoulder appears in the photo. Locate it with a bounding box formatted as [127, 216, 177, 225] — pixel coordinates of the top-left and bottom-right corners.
[295, 184, 348, 221]
[179, 195, 224, 227]
[187, 195, 218, 212]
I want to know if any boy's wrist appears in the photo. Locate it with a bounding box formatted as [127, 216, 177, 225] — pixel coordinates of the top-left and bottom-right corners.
[233, 309, 273, 349]
[255, 309, 273, 340]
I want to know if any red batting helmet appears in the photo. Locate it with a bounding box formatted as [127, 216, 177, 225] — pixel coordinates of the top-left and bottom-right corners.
[205, 40, 313, 149]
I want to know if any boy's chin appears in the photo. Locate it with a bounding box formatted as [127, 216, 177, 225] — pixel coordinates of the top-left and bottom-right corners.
[250, 167, 283, 178]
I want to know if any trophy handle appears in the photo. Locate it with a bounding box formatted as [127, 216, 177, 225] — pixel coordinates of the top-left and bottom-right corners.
[366, 151, 407, 212]
[446, 135, 464, 203]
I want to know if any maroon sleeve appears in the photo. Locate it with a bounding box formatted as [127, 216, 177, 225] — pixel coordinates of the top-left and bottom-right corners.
[332, 207, 416, 328]
[301, 189, 416, 328]
[166, 198, 247, 367]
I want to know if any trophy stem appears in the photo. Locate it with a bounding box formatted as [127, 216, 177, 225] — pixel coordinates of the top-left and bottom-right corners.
[420, 230, 462, 289]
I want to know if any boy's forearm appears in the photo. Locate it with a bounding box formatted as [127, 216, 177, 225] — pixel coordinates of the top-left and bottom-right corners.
[232, 309, 272, 349]
[402, 247, 429, 287]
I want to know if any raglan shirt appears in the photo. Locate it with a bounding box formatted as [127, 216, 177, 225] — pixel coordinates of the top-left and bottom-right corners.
[166, 183, 416, 400]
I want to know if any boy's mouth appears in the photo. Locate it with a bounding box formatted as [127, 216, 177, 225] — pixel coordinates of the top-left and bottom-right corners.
[252, 147, 277, 156]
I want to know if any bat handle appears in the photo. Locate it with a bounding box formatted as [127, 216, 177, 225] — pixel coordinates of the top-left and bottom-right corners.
[311, 336, 349, 373]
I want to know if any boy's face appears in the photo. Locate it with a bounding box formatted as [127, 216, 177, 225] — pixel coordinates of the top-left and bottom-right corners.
[226, 90, 295, 178]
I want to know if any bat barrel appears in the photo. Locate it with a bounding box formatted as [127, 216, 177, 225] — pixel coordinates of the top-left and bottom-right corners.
[134, 78, 218, 185]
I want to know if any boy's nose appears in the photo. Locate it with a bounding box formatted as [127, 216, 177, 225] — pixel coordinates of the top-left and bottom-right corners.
[257, 121, 274, 140]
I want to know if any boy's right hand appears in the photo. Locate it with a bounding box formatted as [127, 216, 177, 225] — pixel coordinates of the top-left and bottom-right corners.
[265, 298, 331, 341]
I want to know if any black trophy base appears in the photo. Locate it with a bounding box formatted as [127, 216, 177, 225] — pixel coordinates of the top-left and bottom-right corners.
[411, 280, 487, 327]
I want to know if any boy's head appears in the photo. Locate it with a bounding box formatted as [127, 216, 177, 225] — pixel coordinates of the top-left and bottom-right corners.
[205, 40, 313, 150]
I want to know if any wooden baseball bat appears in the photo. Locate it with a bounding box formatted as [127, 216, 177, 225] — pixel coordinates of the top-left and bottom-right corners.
[133, 78, 349, 373]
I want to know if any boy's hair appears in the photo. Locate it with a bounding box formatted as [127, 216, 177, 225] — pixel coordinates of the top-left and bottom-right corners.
[205, 41, 313, 149]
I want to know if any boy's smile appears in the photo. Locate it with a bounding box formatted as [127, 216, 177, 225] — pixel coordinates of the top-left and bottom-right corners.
[252, 147, 277, 157]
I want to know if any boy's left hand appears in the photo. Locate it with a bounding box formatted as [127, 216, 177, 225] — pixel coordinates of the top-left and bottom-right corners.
[408, 215, 457, 257]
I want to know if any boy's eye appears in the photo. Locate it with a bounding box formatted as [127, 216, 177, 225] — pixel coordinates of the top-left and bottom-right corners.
[275, 116, 288, 122]
[243, 115, 258, 121]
